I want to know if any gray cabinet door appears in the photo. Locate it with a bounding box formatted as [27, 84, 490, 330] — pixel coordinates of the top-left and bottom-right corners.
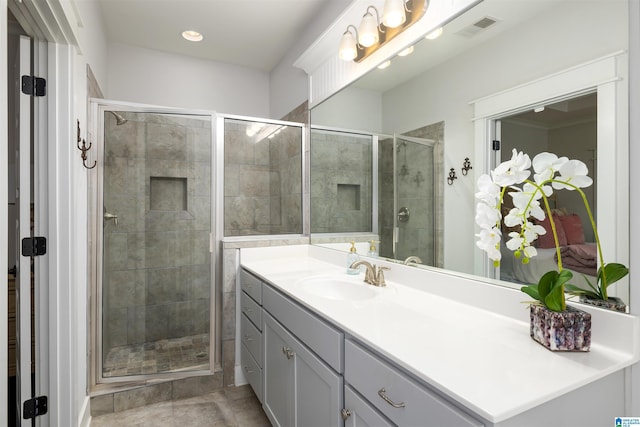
[263, 313, 295, 427]
[344, 386, 393, 427]
[263, 312, 343, 427]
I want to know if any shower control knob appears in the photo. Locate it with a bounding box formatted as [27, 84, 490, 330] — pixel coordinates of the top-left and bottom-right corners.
[104, 212, 118, 226]
[397, 207, 410, 223]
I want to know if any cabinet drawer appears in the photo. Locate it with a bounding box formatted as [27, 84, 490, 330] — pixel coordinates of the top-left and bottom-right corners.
[241, 313, 262, 365]
[263, 284, 343, 373]
[345, 340, 483, 427]
[240, 269, 262, 304]
[241, 291, 262, 330]
[241, 343, 263, 403]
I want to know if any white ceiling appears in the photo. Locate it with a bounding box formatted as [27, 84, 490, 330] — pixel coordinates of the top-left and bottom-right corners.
[97, 0, 331, 72]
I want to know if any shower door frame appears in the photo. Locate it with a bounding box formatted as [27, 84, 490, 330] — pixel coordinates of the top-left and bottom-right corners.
[391, 134, 437, 263]
[88, 99, 221, 390]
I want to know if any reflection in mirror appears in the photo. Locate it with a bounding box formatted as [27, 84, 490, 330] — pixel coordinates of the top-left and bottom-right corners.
[309, 0, 629, 307]
[499, 92, 598, 287]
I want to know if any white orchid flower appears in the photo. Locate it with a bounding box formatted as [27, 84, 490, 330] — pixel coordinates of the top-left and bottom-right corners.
[475, 202, 501, 229]
[476, 227, 502, 261]
[523, 221, 546, 242]
[509, 186, 546, 221]
[553, 159, 593, 190]
[491, 149, 531, 187]
[522, 244, 538, 259]
[532, 152, 568, 184]
[504, 208, 524, 228]
[475, 174, 500, 205]
[506, 232, 523, 251]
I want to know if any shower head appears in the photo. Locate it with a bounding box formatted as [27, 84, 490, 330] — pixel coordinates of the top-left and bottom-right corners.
[108, 111, 127, 125]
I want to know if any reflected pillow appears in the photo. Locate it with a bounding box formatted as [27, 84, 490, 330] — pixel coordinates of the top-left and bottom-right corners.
[559, 214, 586, 245]
[536, 215, 567, 248]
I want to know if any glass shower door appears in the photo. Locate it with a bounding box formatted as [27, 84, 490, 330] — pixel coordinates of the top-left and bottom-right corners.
[99, 108, 213, 380]
[393, 135, 436, 265]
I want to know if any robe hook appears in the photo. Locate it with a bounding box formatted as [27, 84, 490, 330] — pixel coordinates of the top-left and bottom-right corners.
[77, 119, 96, 169]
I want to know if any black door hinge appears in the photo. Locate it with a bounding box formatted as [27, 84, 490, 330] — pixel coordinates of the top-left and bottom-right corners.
[23, 396, 48, 419]
[21, 75, 46, 97]
[22, 237, 47, 257]
[492, 140, 501, 151]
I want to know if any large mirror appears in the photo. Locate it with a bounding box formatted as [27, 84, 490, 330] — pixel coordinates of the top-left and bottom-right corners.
[310, 0, 630, 306]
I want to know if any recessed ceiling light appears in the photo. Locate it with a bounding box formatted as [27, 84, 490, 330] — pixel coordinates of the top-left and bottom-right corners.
[182, 30, 203, 42]
[397, 45, 414, 57]
[425, 27, 443, 40]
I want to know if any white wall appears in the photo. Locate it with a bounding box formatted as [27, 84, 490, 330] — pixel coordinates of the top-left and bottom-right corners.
[312, 86, 383, 133]
[106, 42, 270, 116]
[381, 1, 627, 274]
[269, 0, 353, 119]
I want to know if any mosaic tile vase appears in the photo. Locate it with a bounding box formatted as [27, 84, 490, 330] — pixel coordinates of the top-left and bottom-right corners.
[579, 295, 627, 313]
[529, 305, 591, 352]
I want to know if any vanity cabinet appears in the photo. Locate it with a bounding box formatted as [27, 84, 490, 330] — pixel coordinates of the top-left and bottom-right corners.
[261, 280, 344, 427]
[263, 312, 343, 427]
[343, 386, 394, 427]
[344, 339, 483, 427]
[239, 270, 264, 402]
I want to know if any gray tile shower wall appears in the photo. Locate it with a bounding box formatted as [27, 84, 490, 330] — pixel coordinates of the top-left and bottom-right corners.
[103, 113, 212, 356]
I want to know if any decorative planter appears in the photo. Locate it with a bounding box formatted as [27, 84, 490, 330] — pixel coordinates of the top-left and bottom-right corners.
[579, 295, 627, 313]
[529, 305, 591, 352]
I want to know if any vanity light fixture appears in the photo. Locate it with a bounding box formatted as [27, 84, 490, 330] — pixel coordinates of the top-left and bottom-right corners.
[377, 60, 392, 69]
[339, 0, 428, 63]
[358, 6, 384, 47]
[339, 25, 360, 61]
[181, 30, 203, 42]
[382, 0, 408, 28]
[425, 26, 443, 40]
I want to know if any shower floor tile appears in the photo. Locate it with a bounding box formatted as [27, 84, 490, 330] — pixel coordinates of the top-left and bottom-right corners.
[103, 334, 210, 377]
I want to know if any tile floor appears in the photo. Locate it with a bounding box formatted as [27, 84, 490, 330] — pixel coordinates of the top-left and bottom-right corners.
[91, 385, 271, 426]
[103, 334, 210, 377]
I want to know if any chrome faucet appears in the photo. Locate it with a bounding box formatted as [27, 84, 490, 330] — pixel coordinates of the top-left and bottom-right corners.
[350, 260, 389, 287]
[403, 255, 422, 266]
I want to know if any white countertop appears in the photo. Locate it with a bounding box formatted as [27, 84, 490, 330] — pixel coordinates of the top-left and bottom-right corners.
[240, 245, 640, 423]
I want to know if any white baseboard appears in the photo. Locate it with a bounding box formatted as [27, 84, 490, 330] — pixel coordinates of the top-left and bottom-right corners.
[78, 396, 91, 427]
[235, 364, 247, 386]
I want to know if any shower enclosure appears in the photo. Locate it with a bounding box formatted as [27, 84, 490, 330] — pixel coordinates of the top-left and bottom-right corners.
[310, 127, 438, 266]
[94, 104, 215, 382]
[379, 134, 437, 265]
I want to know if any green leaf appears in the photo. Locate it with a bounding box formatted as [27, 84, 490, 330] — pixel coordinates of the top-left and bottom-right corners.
[598, 263, 629, 290]
[565, 284, 600, 299]
[580, 275, 601, 296]
[521, 285, 541, 302]
[545, 281, 566, 312]
[537, 271, 558, 300]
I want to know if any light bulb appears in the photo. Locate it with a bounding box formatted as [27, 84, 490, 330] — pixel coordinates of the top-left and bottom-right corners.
[339, 30, 358, 61]
[377, 60, 391, 69]
[358, 11, 379, 47]
[382, 0, 406, 28]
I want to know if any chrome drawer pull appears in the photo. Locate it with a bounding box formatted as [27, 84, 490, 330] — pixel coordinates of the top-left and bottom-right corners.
[341, 408, 352, 420]
[244, 307, 253, 312]
[243, 334, 252, 341]
[282, 346, 294, 360]
[378, 388, 406, 408]
[243, 365, 254, 374]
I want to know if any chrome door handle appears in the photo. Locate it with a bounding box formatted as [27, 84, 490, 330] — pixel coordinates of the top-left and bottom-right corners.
[341, 408, 352, 420]
[282, 346, 294, 360]
[378, 388, 406, 408]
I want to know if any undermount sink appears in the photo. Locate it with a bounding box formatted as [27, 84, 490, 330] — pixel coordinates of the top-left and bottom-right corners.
[295, 275, 378, 301]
